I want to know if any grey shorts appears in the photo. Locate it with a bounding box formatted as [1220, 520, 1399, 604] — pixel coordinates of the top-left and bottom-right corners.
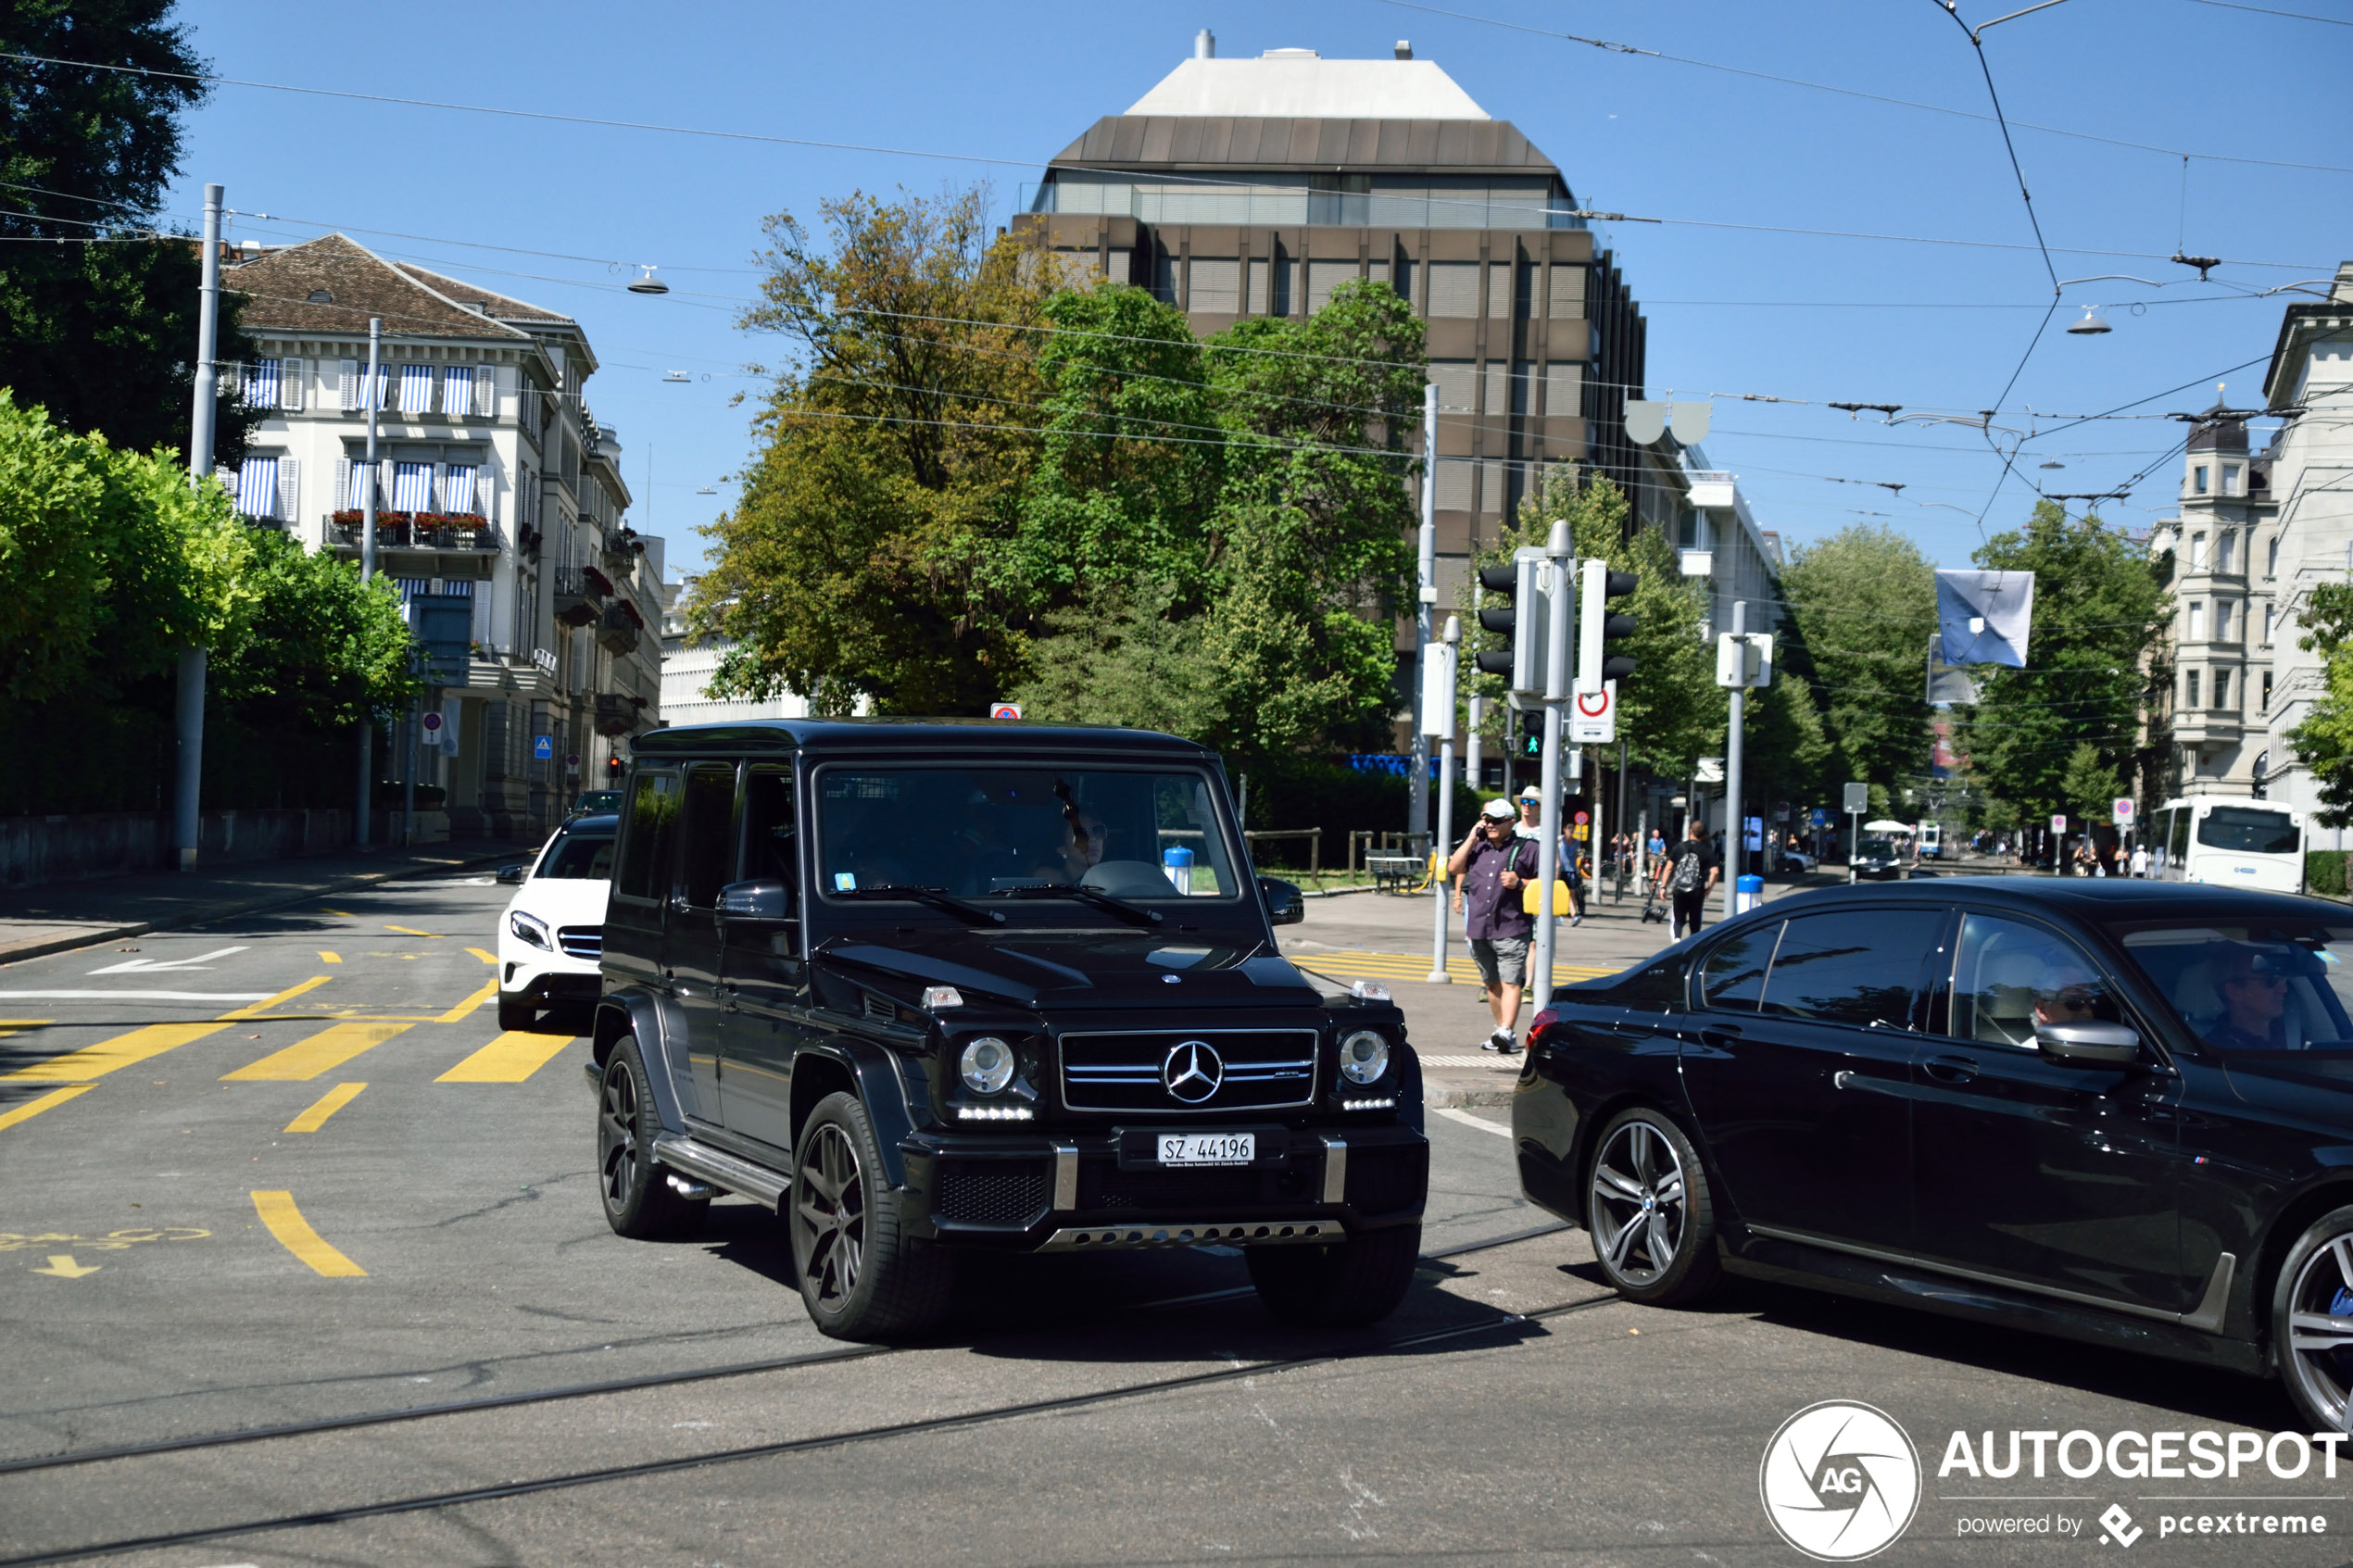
[1469, 935, 1529, 989]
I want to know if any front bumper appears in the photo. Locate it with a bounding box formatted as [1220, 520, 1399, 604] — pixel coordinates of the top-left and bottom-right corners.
[903, 1123, 1428, 1249]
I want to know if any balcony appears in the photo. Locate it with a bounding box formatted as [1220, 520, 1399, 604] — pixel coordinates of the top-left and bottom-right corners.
[594, 692, 647, 736]
[326, 511, 499, 581]
[551, 566, 611, 628]
[596, 597, 646, 656]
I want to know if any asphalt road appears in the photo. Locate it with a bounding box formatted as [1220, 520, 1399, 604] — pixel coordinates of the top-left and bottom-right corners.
[0, 872, 2341, 1566]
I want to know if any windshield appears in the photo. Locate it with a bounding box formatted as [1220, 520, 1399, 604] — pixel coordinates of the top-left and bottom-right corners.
[537, 829, 614, 881]
[2196, 806, 2299, 856]
[1858, 838, 1896, 858]
[813, 765, 1242, 906]
[2116, 921, 2353, 1051]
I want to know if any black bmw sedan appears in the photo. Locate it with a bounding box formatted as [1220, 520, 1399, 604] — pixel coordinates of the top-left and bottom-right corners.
[1513, 878, 2353, 1429]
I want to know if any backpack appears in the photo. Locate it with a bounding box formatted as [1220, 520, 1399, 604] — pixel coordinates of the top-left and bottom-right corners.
[1671, 846, 1705, 893]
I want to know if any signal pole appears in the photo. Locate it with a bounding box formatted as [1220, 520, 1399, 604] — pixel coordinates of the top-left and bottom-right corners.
[1726, 598, 1747, 883]
[355, 316, 383, 849]
[1426, 614, 1459, 984]
[175, 182, 224, 872]
[1409, 382, 1438, 846]
[1530, 521, 1573, 1010]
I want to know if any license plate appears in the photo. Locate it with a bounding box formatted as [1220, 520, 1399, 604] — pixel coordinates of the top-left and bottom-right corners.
[1158, 1132, 1254, 1167]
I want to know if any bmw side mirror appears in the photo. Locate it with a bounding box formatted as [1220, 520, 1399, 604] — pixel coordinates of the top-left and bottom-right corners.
[1260, 876, 1303, 926]
[2035, 1020, 2139, 1065]
[496, 863, 527, 884]
[716, 878, 792, 922]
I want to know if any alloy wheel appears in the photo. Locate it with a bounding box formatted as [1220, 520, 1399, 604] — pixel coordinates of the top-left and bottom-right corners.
[2285, 1231, 2353, 1428]
[797, 1123, 866, 1311]
[1590, 1118, 1688, 1286]
[599, 1060, 640, 1210]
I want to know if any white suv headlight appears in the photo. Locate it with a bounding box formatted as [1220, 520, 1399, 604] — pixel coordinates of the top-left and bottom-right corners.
[1340, 1030, 1391, 1085]
[510, 910, 553, 950]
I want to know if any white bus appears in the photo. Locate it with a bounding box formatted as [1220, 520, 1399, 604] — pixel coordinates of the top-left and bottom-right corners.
[2150, 797, 2308, 893]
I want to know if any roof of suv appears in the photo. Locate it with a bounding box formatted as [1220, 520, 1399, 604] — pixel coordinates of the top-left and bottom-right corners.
[1768, 876, 2338, 922]
[630, 718, 1217, 760]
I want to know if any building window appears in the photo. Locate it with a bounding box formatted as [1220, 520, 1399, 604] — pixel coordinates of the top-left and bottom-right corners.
[1543, 362, 1581, 419]
[397, 363, 433, 414]
[1305, 259, 1356, 314]
[2190, 532, 2208, 569]
[2185, 670, 2201, 708]
[443, 465, 479, 516]
[2217, 600, 2234, 642]
[1427, 261, 1479, 318]
[234, 455, 279, 519]
[2268, 535, 2280, 577]
[2188, 601, 2205, 641]
[1187, 257, 1239, 313]
[442, 366, 473, 415]
[2194, 465, 2208, 494]
[1434, 456, 1472, 511]
[2263, 671, 2274, 709]
[2263, 604, 2275, 644]
[1486, 260, 1514, 320]
[2223, 463, 2241, 494]
[243, 358, 280, 408]
[2215, 669, 2231, 710]
[2218, 530, 2236, 573]
[393, 461, 434, 511]
[1428, 360, 1475, 415]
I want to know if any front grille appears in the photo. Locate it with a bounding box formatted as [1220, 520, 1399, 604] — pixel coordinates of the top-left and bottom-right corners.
[557, 924, 602, 960]
[1060, 1029, 1318, 1113]
[936, 1162, 1050, 1226]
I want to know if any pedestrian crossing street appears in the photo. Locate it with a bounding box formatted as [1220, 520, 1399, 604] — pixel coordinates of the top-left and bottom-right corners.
[1288, 947, 1622, 988]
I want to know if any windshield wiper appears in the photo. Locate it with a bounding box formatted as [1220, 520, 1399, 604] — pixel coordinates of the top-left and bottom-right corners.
[988, 883, 1164, 928]
[835, 884, 1005, 925]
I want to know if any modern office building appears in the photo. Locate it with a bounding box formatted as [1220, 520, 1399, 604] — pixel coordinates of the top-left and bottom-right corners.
[1013, 34, 1649, 606]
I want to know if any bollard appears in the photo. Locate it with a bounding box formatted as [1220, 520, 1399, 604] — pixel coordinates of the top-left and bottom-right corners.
[1733, 873, 1765, 915]
[1162, 845, 1194, 897]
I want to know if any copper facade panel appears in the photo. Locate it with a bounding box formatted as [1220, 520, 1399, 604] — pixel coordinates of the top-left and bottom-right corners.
[1047, 117, 1562, 175]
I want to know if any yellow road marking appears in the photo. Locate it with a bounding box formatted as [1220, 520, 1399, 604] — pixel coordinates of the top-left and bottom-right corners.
[466, 947, 497, 966]
[2, 1022, 233, 1084]
[251, 1191, 366, 1277]
[31, 1254, 100, 1279]
[318, 951, 342, 964]
[0, 1085, 96, 1130]
[435, 980, 498, 1025]
[223, 1022, 409, 1082]
[384, 924, 443, 939]
[285, 1083, 366, 1133]
[0, 1019, 52, 1036]
[220, 975, 333, 1021]
[321, 908, 353, 916]
[437, 1032, 578, 1084]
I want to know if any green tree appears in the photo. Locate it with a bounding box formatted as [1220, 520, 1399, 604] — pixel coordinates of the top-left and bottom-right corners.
[2286, 582, 2353, 825]
[0, 4, 259, 460]
[1963, 501, 2171, 821]
[1008, 576, 1222, 737]
[1778, 524, 1935, 797]
[2058, 741, 2123, 823]
[692, 186, 1051, 714]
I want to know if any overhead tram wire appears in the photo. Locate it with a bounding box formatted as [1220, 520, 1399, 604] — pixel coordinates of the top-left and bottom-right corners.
[0, 50, 2334, 273]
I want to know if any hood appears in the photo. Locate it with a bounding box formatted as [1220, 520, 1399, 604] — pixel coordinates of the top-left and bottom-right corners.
[815, 928, 1319, 1011]
[506, 877, 611, 926]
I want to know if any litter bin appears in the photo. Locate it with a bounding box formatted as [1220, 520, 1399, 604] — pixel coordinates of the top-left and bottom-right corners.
[1162, 845, 1194, 896]
[1733, 873, 1765, 915]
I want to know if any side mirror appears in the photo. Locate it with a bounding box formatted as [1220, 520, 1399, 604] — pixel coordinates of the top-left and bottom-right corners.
[496, 863, 528, 884]
[2035, 1020, 2140, 1065]
[1259, 876, 1304, 927]
[717, 878, 792, 922]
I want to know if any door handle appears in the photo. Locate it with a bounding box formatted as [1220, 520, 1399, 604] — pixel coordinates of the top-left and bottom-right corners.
[1924, 1054, 1979, 1085]
[1699, 1022, 1744, 1046]
[716, 981, 739, 1012]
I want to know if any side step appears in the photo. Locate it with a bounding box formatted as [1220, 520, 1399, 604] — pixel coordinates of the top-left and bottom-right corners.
[650, 1133, 790, 1210]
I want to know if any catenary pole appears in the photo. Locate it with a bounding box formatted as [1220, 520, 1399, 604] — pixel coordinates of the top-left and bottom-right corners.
[174, 183, 224, 872]
[355, 317, 383, 848]
[1409, 381, 1437, 847]
[1727, 599, 1747, 891]
[1427, 615, 1459, 984]
[1530, 521, 1572, 1011]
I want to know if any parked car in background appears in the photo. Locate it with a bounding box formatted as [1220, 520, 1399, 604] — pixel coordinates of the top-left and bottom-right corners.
[496, 812, 618, 1030]
[567, 789, 624, 822]
[1851, 836, 1904, 879]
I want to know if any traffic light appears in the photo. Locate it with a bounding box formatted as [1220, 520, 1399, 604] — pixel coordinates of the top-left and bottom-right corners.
[1518, 710, 1543, 759]
[1578, 560, 1638, 690]
[1473, 547, 1552, 696]
[605, 755, 624, 782]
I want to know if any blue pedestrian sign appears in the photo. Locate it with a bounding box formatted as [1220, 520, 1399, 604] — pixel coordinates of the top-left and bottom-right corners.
[534, 735, 554, 760]
[1809, 808, 1827, 828]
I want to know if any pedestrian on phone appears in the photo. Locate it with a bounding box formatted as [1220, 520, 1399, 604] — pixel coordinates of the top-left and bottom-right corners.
[1447, 799, 1541, 1053]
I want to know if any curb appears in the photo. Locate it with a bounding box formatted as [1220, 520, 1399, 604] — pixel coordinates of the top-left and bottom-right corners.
[1430, 1086, 1515, 1109]
[0, 849, 521, 967]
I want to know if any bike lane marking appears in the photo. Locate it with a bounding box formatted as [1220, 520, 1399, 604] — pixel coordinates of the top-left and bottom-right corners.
[434, 981, 497, 1024]
[285, 1083, 367, 1134]
[222, 1022, 411, 1082]
[251, 1191, 366, 1277]
[0, 1085, 96, 1132]
[0, 975, 332, 1086]
[435, 1033, 579, 1084]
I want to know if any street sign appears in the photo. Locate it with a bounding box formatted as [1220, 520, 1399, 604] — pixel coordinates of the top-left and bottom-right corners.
[1574, 811, 1590, 825]
[1568, 681, 1617, 744]
[989, 703, 1022, 720]
[534, 735, 554, 760]
[2050, 813, 2068, 836]
[1715, 632, 1775, 689]
[1843, 782, 1869, 815]
[1418, 640, 1458, 736]
[1811, 808, 1828, 828]
[1696, 757, 1726, 784]
[421, 711, 443, 735]
[2112, 797, 2136, 826]
[566, 753, 580, 768]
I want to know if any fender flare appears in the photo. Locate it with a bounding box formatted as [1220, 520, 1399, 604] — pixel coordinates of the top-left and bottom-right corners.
[794, 1029, 924, 1189]
[593, 989, 693, 1135]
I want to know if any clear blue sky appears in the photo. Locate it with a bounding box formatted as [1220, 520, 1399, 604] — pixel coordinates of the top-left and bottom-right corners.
[166, 0, 2350, 578]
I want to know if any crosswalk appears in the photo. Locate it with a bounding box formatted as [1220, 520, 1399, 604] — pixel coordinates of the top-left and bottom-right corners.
[1289, 947, 1622, 987]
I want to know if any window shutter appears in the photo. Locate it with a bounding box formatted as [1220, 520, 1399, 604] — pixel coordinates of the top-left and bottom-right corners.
[335, 458, 351, 510]
[281, 358, 305, 411]
[475, 364, 497, 417]
[339, 359, 359, 410]
[278, 458, 299, 522]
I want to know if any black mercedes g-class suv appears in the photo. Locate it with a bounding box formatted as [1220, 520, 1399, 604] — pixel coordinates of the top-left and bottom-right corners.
[589, 719, 1428, 1338]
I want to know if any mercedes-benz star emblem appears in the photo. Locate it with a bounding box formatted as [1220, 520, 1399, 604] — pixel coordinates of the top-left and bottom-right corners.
[1162, 1040, 1224, 1104]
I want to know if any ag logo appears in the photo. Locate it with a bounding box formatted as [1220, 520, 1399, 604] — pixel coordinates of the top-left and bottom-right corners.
[1758, 1400, 1920, 1561]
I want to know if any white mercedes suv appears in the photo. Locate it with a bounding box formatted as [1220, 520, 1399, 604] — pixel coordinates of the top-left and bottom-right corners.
[495, 811, 618, 1031]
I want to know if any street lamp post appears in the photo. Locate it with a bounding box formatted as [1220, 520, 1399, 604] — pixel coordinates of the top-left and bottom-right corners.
[355, 316, 383, 849]
[1409, 382, 1438, 847]
[175, 182, 224, 872]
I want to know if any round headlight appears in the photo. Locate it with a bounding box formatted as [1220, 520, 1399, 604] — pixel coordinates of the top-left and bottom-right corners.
[959, 1036, 1016, 1096]
[1340, 1029, 1390, 1086]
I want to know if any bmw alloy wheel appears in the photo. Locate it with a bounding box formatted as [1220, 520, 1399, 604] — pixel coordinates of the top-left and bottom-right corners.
[2284, 1222, 2353, 1429]
[1590, 1118, 1688, 1287]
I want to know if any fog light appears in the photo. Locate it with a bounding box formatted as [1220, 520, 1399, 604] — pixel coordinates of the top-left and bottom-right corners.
[1341, 1097, 1396, 1111]
[959, 1035, 1015, 1095]
[955, 1104, 1035, 1121]
[1340, 1030, 1390, 1085]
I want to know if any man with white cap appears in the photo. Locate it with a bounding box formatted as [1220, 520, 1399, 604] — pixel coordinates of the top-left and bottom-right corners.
[1448, 798, 1541, 1053]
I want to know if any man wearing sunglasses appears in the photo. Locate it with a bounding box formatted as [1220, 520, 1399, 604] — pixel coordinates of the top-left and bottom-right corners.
[2208, 946, 2292, 1051]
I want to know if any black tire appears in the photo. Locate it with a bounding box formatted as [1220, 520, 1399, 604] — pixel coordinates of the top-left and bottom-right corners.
[597, 1035, 709, 1240]
[1247, 1223, 1422, 1328]
[1585, 1105, 1721, 1306]
[789, 1091, 952, 1339]
[2273, 1204, 2353, 1431]
[497, 994, 535, 1032]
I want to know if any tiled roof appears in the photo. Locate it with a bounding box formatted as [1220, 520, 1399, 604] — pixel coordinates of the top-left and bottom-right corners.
[227, 233, 531, 340]
[388, 263, 574, 326]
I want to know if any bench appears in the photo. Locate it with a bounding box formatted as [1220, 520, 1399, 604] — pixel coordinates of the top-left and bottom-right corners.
[1365, 853, 1425, 895]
